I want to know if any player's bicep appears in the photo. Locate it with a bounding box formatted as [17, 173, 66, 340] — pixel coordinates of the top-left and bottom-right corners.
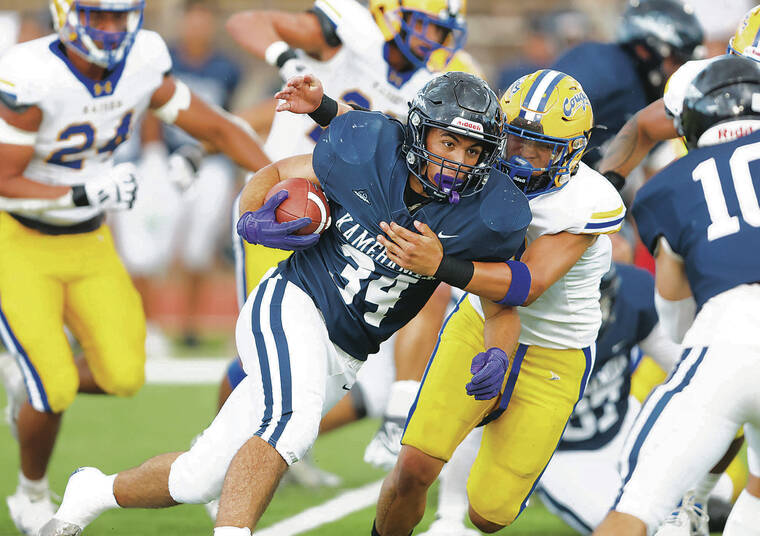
[521, 232, 596, 300]
[0, 101, 40, 179]
[274, 153, 319, 186]
[637, 98, 679, 142]
[273, 11, 338, 57]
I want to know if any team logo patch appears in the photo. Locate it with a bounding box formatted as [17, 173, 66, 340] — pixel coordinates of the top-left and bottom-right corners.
[451, 116, 484, 133]
[563, 91, 590, 118]
[507, 76, 525, 98]
[353, 189, 371, 204]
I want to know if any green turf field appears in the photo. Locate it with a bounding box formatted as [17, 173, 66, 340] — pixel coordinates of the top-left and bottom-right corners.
[0, 383, 584, 535]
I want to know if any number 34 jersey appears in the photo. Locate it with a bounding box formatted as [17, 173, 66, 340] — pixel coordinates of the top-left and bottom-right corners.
[0, 30, 171, 225]
[280, 111, 531, 360]
[633, 128, 760, 310]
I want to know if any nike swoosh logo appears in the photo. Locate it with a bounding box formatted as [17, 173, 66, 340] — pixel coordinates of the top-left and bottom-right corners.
[611, 341, 625, 353]
[549, 371, 560, 381]
[342, 384, 351, 391]
[437, 232, 459, 239]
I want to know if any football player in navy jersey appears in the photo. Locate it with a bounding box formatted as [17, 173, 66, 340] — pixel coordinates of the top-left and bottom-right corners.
[594, 55, 760, 536]
[599, 5, 760, 190]
[550, 0, 703, 170]
[41, 72, 533, 536]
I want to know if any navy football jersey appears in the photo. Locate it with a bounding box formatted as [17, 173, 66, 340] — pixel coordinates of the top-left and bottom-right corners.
[559, 263, 658, 451]
[634, 129, 760, 309]
[551, 42, 647, 168]
[280, 111, 531, 359]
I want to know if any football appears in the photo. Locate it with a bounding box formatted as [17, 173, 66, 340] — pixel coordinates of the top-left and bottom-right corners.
[264, 177, 331, 235]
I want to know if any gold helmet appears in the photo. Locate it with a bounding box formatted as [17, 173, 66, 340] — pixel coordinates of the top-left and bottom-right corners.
[728, 5, 760, 63]
[498, 69, 593, 197]
[50, 0, 144, 69]
[428, 48, 484, 78]
[369, 0, 467, 70]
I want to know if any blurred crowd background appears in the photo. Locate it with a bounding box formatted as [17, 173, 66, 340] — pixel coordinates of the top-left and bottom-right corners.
[0, 0, 754, 355]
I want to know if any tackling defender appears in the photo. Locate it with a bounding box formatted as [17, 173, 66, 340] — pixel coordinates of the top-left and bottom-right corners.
[0, 1, 270, 533]
[370, 70, 624, 535]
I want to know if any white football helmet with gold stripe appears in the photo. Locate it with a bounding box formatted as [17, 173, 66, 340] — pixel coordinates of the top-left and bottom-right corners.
[49, 0, 144, 69]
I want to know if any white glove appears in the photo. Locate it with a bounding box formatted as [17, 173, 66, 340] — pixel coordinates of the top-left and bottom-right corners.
[167, 144, 204, 191]
[73, 162, 138, 211]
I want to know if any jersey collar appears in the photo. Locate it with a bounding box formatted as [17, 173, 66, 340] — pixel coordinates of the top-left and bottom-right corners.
[49, 40, 127, 99]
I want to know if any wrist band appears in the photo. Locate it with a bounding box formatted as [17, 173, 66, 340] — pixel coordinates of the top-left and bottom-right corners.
[264, 41, 295, 67]
[434, 255, 474, 289]
[308, 94, 340, 127]
[497, 260, 531, 306]
[71, 185, 89, 207]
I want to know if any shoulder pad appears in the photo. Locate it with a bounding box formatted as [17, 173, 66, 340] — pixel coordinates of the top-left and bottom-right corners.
[562, 164, 626, 235]
[663, 57, 719, 117]
[130, 30, 172, 75]
[0, 36, 57, 106]
[313, 110, 404, 186]
[313, 0, 383, 55]
[480, 167, 532, 236]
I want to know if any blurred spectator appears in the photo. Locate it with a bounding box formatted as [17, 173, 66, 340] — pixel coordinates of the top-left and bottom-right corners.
[690, 0, 754, 57]
[496, 14, 557, 92]
[113, 0, 243, 353]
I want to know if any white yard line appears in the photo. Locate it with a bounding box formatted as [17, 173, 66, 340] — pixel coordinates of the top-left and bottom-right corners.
[255, 479, 384, 536]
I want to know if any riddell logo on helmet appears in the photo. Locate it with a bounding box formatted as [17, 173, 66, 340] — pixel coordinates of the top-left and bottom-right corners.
[718, 124, 756, 140]
[742, 45, 760, 60]
[451, 117, 484, 132]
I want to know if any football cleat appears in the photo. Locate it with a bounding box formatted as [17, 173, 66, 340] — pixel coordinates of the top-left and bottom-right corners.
[418, 518, 480, 536]
[363, 415, 407, 470]
[654, 491, 709, 536]
[40, 467, 115, 536]
[7, 485, 57, 536]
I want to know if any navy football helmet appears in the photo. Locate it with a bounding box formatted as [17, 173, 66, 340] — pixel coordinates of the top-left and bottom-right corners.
[404, 72, 505, 203]
[680, 55, 760, 148]
[617, 0, 704, 102]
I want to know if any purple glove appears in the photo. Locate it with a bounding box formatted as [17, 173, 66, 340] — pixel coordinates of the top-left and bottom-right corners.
[237, 190, 320, 251]
[465, 347, 509, 400]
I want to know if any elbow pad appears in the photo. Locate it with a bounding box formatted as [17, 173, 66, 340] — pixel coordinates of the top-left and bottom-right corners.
[654, 290, 696, 343]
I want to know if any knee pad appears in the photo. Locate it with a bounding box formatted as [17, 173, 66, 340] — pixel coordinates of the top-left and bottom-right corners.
[168, 448, 226, 504]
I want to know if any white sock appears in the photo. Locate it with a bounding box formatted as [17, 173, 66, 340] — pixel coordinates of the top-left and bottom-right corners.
[712, 473, 735, 503]
[384, 380, 420, 418]
[724, 489, 760, 536]
[693, 472, 720, 506]
[18, 471, 49, 500]
[213, 527, 251, 536]
[56, 471, 119, 528]
[437, 427, 481, 524]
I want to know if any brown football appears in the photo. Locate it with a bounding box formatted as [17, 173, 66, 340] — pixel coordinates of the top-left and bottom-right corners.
[264, 177, 331, 235]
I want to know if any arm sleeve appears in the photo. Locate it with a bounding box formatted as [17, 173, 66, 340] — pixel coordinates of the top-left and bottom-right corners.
[638, 321, 682, 372]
